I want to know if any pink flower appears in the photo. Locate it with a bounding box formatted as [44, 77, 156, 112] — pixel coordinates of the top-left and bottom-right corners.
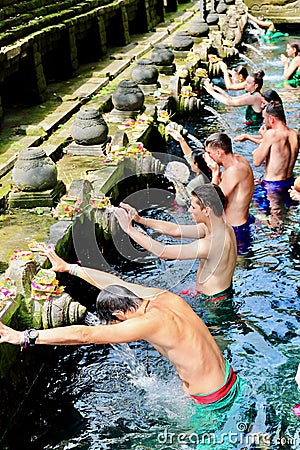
[292, 404, 300, 417]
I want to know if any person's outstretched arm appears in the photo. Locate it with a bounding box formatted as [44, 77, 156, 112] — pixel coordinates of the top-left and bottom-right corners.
[114, 207, 208, 261]
[166, 126, 193, 158]
[40, 248, 161, 299]
[119, 203, 205, 239]
[219, 62, 246, 91]
[204, 80, 253, 107]
[234, 133, 262, 144]
[0, 311, 156, 347]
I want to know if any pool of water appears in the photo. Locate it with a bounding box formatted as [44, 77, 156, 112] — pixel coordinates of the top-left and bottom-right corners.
[2, 29, 300, 450]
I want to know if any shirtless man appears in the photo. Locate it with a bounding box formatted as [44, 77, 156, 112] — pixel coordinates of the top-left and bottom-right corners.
[0, 248, 242, 408]
[203, 133, 254, 227]
[252, 102, 299, 183]
[115, 184, 236, 301]
[252, 102, 299, 229]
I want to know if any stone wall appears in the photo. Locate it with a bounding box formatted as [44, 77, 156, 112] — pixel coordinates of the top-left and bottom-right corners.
[244, 0, 300, 22]
[0, 0, 165, 115]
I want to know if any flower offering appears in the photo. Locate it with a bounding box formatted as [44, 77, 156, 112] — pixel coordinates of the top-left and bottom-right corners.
[52, 195, 81, 220]
[90, 193, 111, 210]
[31, 269, 64, 301]
[10, 249, 34, 262]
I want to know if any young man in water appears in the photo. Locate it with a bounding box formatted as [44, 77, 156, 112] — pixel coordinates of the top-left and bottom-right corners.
[202, 133, 254, 253]
[252, 102, 299, 184]
[115, 184, 237, 302]
[251, 102, 299, 228]
[0, 247, 242, 408]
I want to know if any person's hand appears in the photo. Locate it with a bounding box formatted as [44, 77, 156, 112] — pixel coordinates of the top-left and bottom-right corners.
[119, 202, 140, 221]
[0, 321, 22, 346]
[166, 125, 184, 143]
[279, 53, 288, 64]
[289, 187, 300, 202]
[39, 248, 69, 272]
[203, 79, 214, 93]
[234, 134, 248, 142]
[218, 61, 228, 72]
[203, 152, 219, 171]
[114, 207, 133, 234]
[258, 124, 267, 137]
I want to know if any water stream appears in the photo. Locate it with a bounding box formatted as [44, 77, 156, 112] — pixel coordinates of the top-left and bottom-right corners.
[2, 30, 300, 450]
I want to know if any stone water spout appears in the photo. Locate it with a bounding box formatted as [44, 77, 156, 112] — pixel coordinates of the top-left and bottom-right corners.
[5, 259, 87, 329]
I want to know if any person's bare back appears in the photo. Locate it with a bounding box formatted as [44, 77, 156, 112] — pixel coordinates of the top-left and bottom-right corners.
[253, 102, 299, 181]
[259, 127, 298, 181]
[144, 292, 226, 395]
[220, 154, 254, 226]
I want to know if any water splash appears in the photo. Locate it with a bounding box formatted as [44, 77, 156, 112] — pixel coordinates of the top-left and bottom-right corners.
[186, 132, 204, 149]
[204, 105, 233, 131]
[238, 53, 259, 71]
[242, 43, 265, 58]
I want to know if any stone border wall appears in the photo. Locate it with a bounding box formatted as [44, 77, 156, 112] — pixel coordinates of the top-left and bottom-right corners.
[0, 0, 165, 113]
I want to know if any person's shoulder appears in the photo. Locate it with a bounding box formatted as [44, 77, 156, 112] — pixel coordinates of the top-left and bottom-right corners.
[234, 153, 252, 168]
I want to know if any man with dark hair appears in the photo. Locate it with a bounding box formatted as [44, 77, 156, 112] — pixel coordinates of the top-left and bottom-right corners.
[0, 248, 243, 409]
[253, 102, 298, 182]
[203, 132, 254, 229]
[115, 184, 237, 301]
[251, 102, 299, 228]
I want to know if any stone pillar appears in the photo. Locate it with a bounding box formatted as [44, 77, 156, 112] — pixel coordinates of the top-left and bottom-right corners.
[68, 26, 79, 73]
[97, 15, 107, 56]
[31, 43, 47, 103]
[0, 96, 3, 123]
[120, 4, 131, 45]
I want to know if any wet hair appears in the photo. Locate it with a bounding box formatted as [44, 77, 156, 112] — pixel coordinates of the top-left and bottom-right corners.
[236, 65, 248, 80]
[191, 150, 212, 180]
[204, 132, 232, 155]
[250, 70, 265, 91]
[191, 184, 226, 217]
[287, 40, 300, 56]
[264, 101, 286, 124]
[96, 285, 143, 324]
[262, 89, 283, 105]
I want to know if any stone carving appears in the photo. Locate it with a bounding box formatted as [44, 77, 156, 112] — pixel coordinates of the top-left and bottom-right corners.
[172, 31, 194, 51]
[12, 148, 57, 192]
[131, 59, 159, 85]
[112, 80, 144, 112]
[70, 108, 109, 145]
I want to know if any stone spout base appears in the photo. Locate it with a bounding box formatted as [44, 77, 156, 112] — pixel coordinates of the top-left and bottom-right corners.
[108, 108, 142, 123]
[138, 83, 158, 95]
[8, 180, 66, 209]
[67, 139, 110, 156]
[155, 63, 176, 75]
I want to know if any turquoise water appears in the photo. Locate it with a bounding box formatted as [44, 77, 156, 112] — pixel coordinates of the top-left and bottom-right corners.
[2, 30, 300, 450]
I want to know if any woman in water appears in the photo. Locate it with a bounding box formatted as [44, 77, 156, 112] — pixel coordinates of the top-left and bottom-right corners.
[166, 125, 211, 206]
[248, 13, 288, 42]
[279, 41, 300, 88]
[234, 90, 284, 145]
[218, 61, 248, 91]
[204, 70, 265, 126]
